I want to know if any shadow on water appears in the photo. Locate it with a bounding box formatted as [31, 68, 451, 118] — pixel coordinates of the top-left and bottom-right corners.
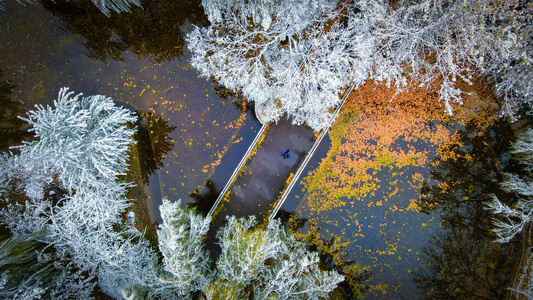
[417, 118, 515, 233]
[188, 180, 219, 217]
[0, 70, 33, 152]
[41, 0, 209, 63]
[135, 110, 176, 224]
[133, 110, 176, 185]
[412, 118, 520, 299]
[116, 100, 176, 224]
[275, 209, 308, 230]
[212, 81, 253, 113]
[276, 209, 372, 300]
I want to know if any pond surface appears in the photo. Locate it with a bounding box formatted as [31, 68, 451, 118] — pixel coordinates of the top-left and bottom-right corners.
[277, 85, 520, 298]
[0, 1, 258, 224]
[0, 2, 523, 299]
[279, 129, 443, 299]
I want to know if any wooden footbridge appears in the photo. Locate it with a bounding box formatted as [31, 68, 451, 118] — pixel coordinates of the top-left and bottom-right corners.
[205, 85, 355, 225]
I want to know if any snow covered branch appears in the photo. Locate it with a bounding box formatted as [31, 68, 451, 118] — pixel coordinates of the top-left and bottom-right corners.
[0, 87, 158, 298]
[190, 0, 532, 127]
[188, 0, 384, 130]
[149, 198, 212, 298]
[204, 216, 344, 299]
[18, 87, 137, 191]
[375, 0, 532, 117]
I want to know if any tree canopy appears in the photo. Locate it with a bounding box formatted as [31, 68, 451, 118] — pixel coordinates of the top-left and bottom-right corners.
[188, 0, 533, 130]
[187, 0, 381, 130]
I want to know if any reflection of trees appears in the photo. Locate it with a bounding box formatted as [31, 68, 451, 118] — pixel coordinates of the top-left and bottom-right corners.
[0, 70, 20, 134]
[274, 209, 307, 231]
[418, 118, 515, 232]
[414, 119, 519, 298]
[413, 226, 518, 299]
[0, 70, 31, 151]
[212, 81, 251, 113]
[307, 226, 371, 300]
[133, 110, 176, 184]
[188, 180, 219, 216]
[279, 210, 371, 299]
[42, 0, 209, 63]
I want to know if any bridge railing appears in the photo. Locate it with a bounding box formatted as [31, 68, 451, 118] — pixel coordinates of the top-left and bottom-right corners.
[269, 84, 355, 222]
[208, 123, 268, 217]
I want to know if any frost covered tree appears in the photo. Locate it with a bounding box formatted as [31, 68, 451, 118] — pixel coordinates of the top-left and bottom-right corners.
[203, 215, 344, 299]
[145, 202, 344, 299]
[0, 87, 158, 298]
[190, 0, 532, 127]
[137, 199, 213, 299]
[74, 0, 141, 16]
[486, 128, 533, 243]
[44, 184, 157, 298]
[17, 87, 137, 191]
[375, 0, 533, 118]
[187, 0, 381, 130]
[124, 201, 343, 299]
[0, 159, 158, 298]
[0, 231, 95, 299]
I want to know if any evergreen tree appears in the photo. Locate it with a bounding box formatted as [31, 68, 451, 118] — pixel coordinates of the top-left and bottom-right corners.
[203, 216, 344, 299]
[144, 199, 212, 299]
[0, 88, 158, 298]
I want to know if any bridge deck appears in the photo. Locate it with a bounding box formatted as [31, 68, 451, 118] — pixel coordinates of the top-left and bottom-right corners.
[211, 118, 315, 224]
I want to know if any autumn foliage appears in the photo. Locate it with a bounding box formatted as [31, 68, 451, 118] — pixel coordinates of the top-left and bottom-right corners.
[295, 77, 504, 297]
[304, 80, 454, 212]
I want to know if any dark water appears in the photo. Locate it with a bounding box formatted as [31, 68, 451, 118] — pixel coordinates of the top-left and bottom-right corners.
[188, 114, 263, 217]
[279, 116, 519, 299]
[0, 1, 255, 224]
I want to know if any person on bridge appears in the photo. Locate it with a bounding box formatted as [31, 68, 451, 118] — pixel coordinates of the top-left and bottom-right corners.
[282, 149, 290, 159]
